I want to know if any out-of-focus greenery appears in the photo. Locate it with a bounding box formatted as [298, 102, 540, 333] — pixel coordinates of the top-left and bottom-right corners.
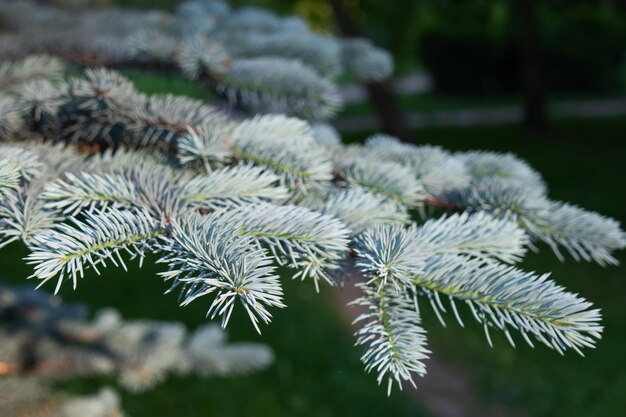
[419, 2, 626, 94]
[122, 69, 217, 100]
[108, 0, 626, 90]
[341, 90, 626, 119]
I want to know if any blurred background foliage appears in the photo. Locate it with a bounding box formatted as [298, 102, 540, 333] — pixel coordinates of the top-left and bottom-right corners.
[219, 0, 626, 94]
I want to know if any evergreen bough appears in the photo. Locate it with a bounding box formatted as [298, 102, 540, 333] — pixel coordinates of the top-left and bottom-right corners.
[0, 0, 624, 401]
[0, 283, 273, 416]
[0, 0, 393, 121]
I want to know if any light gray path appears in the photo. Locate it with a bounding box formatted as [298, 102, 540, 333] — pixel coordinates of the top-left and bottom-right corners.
[334, 97, 626, 133]
[339, 73, 433, 102]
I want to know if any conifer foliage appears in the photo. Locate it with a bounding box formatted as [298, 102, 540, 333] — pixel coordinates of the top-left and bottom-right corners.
[0, 283, 273, 416]
[0, 0, 393, 120]
[0, 0, 624, 402]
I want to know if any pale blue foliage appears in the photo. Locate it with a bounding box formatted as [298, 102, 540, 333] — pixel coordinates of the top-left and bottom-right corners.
[365, 134, 471, 196]
[26, 207, 159, 293]
[416, 253, 603, 354]
[0, 1, 395, 121]
[304, 187, 409, 235]
[233, 115, 334, 191]
[352, 282, 429, 395]
[446, 178, 626, 265]
[158, 212, 285, 333]
[340, 38, 394, 81]
[457, 150, 547, 193]
[0, 51, 623, 397]
[217, 57, 342, 120]
[0, 55, 65, 90]
[0, 95, 23, 140]
[213, 203, 351, 290]
[132, 94, 229, 148]
[413, 211, 529, 263]
[354, 223, 603, 375]
[337, 157, 426, 207]
[180, 165, 289, 208]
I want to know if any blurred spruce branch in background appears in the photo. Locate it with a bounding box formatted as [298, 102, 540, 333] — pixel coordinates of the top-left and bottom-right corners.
[0, 283, 273, 416]
[0, 0, 624, 403]
[0, 0, 393, 121]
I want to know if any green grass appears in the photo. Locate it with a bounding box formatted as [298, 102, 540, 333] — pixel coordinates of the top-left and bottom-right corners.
[122, 69, 218, 101]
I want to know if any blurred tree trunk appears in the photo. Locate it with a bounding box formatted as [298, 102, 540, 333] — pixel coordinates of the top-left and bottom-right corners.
[327, 0, 415, 142]
[518, 0, 548, 131]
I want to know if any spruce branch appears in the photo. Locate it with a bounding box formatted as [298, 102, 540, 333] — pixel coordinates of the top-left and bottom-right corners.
[214, 203, 351, 289]
[41, 171, 140, 215]
[340, 38, 394, 81]
[311, 122, 341, 147]
[354, 225, 420, 291]
[157, 212, 285, 333]
[0, 55, 65, 90]
[180, 165, 289, 208]
[413, 254, 603, 355]
[446, 179, 625, 265]
[303, 187, 410, 235]
[68, 68, 138, 116]
[414, 211, 529, 264]
[233, 115, 333, 191]
[0, 184, 63, 249]
[177, 127, 233, 171]
[214, 57, 342, 120]
[0, 5, 622, 397]
[355, 225, 603, 355]
[337, 158, 426, 207]
[26, 207, 162, 293]
[130, 94, 229, 149]
[1, 146, 45, 182]
[352, 282, 429, 395]
[177, 36, 232, 80]
[0, 282, 273, 415]
[12, 80, 63, 130]
[530, 201, 626, 266]
[457, 151, 547, 193]
[0, 163, 22, 198]
[0, 0, 394, 121]
[224, 31, 343, 77]
[365, 135, 471, 196]
[0, 95, 24, 140]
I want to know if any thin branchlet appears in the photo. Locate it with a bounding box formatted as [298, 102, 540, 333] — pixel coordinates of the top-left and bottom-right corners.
[157, 212, 285, 333]
[352, 282, 430, 395]
[26, 208, 162, 293]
